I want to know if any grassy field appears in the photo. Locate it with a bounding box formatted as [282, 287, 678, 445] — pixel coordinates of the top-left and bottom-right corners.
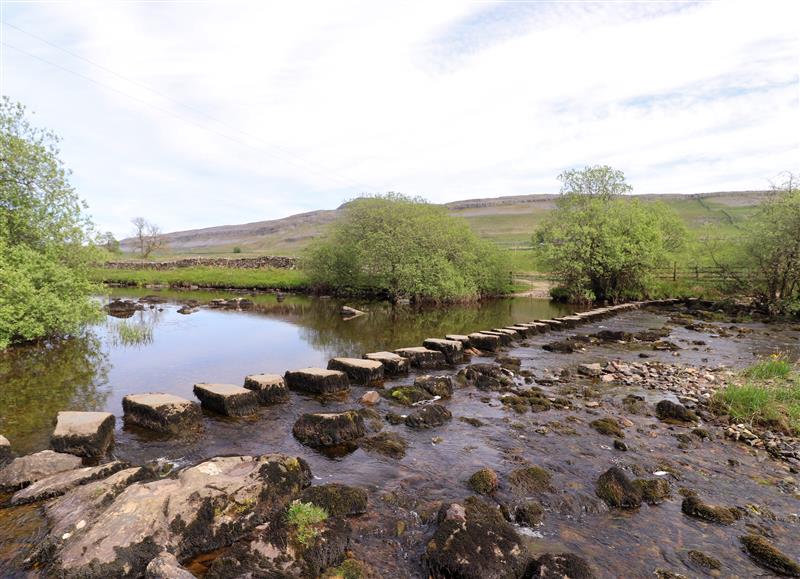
[91, 266, 310, 291]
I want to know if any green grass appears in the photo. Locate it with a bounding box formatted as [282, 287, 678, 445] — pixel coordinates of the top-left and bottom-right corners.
[715, 357, 800, 434]
[110, 321, 153, 346]
[91, 266, 309, 291]
[286, 500, 328, 547]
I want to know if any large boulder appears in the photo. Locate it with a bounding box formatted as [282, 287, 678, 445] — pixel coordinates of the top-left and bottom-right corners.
[51, 411, 115, 458]
[425, 497, 528, 579]
[327, 358, 384, 386]
[40, 454, 311, 578]
[292, 411, 366, 447]
[243, 374, 290, 404]
[284, 368, 350, 395]
[193, 383, 260, 417]
[10, 461, 129, 506]
[0, 450, 82, 492]
[122, 393, 203, 434]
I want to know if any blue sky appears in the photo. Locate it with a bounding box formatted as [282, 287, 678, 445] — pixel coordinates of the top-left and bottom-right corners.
[1, 0, 798, 237]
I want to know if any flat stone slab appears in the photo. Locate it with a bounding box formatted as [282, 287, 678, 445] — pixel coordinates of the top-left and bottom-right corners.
[536, 319, 564, 330]
[243, 374, 289, 404]
[506, 325, 532, 337]
[422, 338, 465, 364]
[364, 352, 409, 375]
[11, 461, 128, 506]
[122, 393, 203, 434]
[285, 368, 350, 395]
[521, 322, 549, 334]
[445, 334, 470, 345]
[467, 333, 500, 351]
[193, 383, 260, 417]
[492, 328, 518, 336]
[292, 411, 366, 447]
[328, 358, 384, 386]
[51, 411, 115, 458]
[395, 347, 447, 369]
[480, 331, 512, 346]
[0, 450, 82, 492]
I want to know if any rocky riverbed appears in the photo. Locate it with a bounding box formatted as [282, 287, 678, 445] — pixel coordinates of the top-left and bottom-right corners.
[1, 300, 799, 578]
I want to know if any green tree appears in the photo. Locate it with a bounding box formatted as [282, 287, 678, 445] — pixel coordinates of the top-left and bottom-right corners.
[714, 173, 800, 315]
[534, 165, 685, 302]
[0, 97, 100, 349]
[304, 193, 511, 302]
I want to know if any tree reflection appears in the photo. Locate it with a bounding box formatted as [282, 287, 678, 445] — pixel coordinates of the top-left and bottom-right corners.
[0, 332, 111, 454]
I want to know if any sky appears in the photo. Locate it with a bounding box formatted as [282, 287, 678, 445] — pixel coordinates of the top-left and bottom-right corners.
[1, 0, 798, 238]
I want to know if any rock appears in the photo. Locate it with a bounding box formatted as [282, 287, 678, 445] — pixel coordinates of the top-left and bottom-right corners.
[740, 534, 800, 577]
[656, 400, 697, 423]
[632, 478, 671, 505]
[681, 496, 740, 525]
[243, 374, 289, 404]
[284, 368, 350, 395]
[613, 440, 628, 451]
[687, 550, 721, 572]
[425, 496, 527, 579]
[593, 330, 633, 342]
[481, 330, 513, 346]
[41, 454, 311, 578]
[300, 483, 367, 517]
[457, 364, 514, 391]
[405, 404, 452, 428]
[459, 416, 485, 427]
[387, 385, 434, 406]
[467, 332, 501, 351]
[193, 383, 260, 417]
[327, 357, 384, 386]
[495, 355, 521, 370]
[360, 390, 381, 405]
[414, 375, 454, 398]
[468, 467, 499, 494]
[622, 394, 647, 415]
[395, 347, 447, 369]
[122, 393, 203, 434]
[445, 334, 471, 345]
[528, 553, 596, 578]
[515, 501, 544, 527]
[508, 466, 552, 494]
[10, 461, 128, 506]
[292, 411, 366, 447]
[145, 552, 194, 579]
[0, 434, 12, 465]
[363, 351, 410, 375]
[578, 363, 602, 377]
[542, 339, 580, 353]
[589, 417, 624, 438]
[0, 450, 82, 492]
[340, 305, 366, 317]
[105, 299, 144, 318]
[176, 306, 197, 315]
[359, 431, 407, 459]
[423, 338, 465, 364]
[596, 467, 642, 509]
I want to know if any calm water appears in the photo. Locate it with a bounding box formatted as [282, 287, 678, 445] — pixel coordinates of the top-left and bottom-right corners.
[0, 289, 575, 455]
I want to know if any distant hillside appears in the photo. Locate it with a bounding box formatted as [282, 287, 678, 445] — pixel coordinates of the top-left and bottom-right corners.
[121, 190, 771, 257]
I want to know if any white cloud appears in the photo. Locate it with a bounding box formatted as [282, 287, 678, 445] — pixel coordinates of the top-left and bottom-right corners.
[1, 0, 798, 237]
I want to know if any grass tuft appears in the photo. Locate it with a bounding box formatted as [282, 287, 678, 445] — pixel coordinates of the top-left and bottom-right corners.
[742, 355, 792, 380]
[111, 321, 153, 346]
[286, 500, 328, 547]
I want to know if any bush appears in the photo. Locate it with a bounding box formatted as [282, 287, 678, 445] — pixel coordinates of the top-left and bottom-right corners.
[232, 246, 242, 254]
[534, 166, 685, 303]
[303, 193, 511, 302]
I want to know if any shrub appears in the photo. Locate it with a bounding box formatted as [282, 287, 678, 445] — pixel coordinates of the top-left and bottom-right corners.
[232, 246, 242, 254]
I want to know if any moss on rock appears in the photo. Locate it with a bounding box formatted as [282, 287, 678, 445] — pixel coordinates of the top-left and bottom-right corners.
[681, 496, 740, 525]
[508, 466, 552, 494]
[596, 467, 642, 509]
[467, 468, 499, 495]
[590, 417, 624, 438]
[740, 535, 800, 577]
[632, 478, 671, 505]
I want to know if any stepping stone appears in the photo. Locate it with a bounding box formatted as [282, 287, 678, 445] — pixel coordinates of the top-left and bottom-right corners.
[521, 322, 549, 334]
[292, 411, 366, 447]
[364, 352, 410, 375]
[193, 383, 260, 417]
[0, 435, 12, 465]
[423, 338, 464, 364]
[0, 450, 82, 492]
[284, 368, 350, 395]
[536, 319, 564, 330]
[328, 358, 384, 386]
[467, 333, 500, 351]
[243, 374, 289, 404]
[555, 316, 582, 328]
[395, 347, 447, 369]
[506, 325, 532, 337]
[445, 334, 470, 345]
[51, 411, 115, 458]
[480, 331, 512, 346]
[122, 393, 203, 434]
[10, 461, 128, 506]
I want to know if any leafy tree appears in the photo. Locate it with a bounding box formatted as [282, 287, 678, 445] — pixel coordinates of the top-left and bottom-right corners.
[0, 97, 100, 349]
[98, 231, 120, 254]
[304, 193, 511, 302]
[534, 165, 685, 302]
[131, 216, 165, 258]
[713, 173, 800, 315]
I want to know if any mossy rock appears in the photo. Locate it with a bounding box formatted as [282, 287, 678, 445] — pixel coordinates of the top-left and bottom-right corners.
[405, 404, 452, 429]
[387, 385, 432, 407]
[514, 501, 544, 527]
[590, 417, 624, 438]
[300, 484, 367, 517]
[632, 478, 671, 505]
[687, 550, 721, 571]
[527, 552, 596, 578]
[681, 496, 740, 525]
[740, 534, 800, 577]
[322, 558, 372, 579]
[414, 375, 454, 398]
[458, 417, 485, 427]
[359, 431, 408, 459]
[467, 468, 499, 495]
[655, 400, 697, 423]
[508, 466, 552, 494]
[622, 395, 647, 415]
[500, 395, 529, 414]
[596, 467, 642, 509]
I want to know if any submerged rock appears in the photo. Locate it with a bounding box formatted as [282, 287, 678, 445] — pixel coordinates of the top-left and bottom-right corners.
[468, 467, 499, 495]
[425, 496, 527, 579]
[508, 466, 553, 494]
[681, 496, 740, 525]
[632, 478, 671, 505]
[300, 483, 368, 517]
[740, 534, 800, 577]
[0, 450, 82, 492]
[528, 552, 596, 578]
[122, 393, 203, 434]
[655, 400, 697, 423]
[292, 411, 366, 447]
[243, 373, 290, 404]
[405, 404, 452, 428]
[51, 411, 115, 458]
[596, 467, 642, 509]
[359, 431, 408, 459]
[589, 417, 624, 438]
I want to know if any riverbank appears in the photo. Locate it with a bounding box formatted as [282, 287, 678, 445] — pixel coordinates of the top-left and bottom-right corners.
[90, 265, 310, 291]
